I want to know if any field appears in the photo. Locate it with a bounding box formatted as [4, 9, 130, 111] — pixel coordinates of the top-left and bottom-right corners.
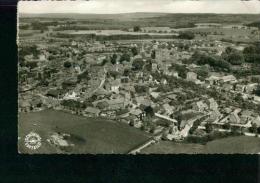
[141, 136, 260, 154]
[18, 110, 151, 154]
[63, 30, 178, 36]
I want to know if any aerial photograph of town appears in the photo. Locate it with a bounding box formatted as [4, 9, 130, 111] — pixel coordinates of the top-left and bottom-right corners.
[17, 0, 260, 154]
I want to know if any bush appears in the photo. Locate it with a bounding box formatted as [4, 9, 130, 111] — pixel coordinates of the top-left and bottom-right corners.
[131, 47, 138, 56]
[110, 54, 117, 65]
[205, 123, 213, 133]
[132, 58, 144, 71]
[223, 123, 231, 130]
[178, 31, 195, 40]
[63, 61, 72, 68]
[133, 26, 141, 32]
[120, 53, 131, 63]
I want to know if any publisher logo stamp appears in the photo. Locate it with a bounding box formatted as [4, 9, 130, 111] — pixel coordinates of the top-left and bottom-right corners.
[24, 132, 42, 150]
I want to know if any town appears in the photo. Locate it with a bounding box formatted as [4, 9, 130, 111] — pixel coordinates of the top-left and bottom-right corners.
[18, 12, 260, 154]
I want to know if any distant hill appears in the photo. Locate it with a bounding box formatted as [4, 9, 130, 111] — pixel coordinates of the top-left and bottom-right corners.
[246, 21, 260, 28]
[20, 12, 260, 24]
[19, 12, 260, 30]
[19, 12, 168, 20]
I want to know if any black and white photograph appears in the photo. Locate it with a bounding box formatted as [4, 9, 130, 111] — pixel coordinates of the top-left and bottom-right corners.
[17, 0, 260, 154]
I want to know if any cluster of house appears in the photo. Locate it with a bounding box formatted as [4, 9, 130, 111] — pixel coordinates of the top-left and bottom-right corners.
[18, 36, 260, 139]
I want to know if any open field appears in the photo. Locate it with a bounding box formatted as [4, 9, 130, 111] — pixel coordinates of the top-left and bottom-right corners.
[18, 110, 151, 154]
[141, 136, 260, 154]
[63, 30, 178, 36]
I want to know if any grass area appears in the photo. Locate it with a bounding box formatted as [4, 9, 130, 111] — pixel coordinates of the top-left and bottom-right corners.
[141, 136, 260, 154]
[18, 109, 151, 154]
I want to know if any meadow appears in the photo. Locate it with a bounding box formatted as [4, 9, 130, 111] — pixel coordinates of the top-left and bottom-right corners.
[140, 136, 260, 154]
[18, 109, 151, 154]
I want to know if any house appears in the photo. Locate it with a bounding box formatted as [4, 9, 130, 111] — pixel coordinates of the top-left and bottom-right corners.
[192, 101, 208, 112]
[162, 103, 175, 115]
[129, 108, 143, 124]
[206, 98, 218, 111]
[228, 109, 241, 124]
[39, 54, 46, 61]
[116, 109, 130, 118]
[107, 98, 125, 110]
[135, 96, 151, 107]
[94, 88, 110, 97]
[208, 110, 221, 122]
[152, 63, 158, 72]
[46, 89, 61, 99]
[30, 98, 42, 108]
[240, 110, 254, 124]
[129, 108, 143, 117]
[121, 76, 129, 83]
[150, 92, 160, 99]
[222, 83, 233, 92]
[220, 75, 237, 84]
[245, 83, 258, 94]
[252, 116, 260, 127]
[84, 107, 101, 117]
[161, 78, 168, 85]
[19, 101, 31, 112]
[166, 94, 177, 100]
[205, 75, 221, 85]
[253, 96, 260, 104]
[235, 84, 246, 93]
[164, 69, 179, 77]
[63, 91, 79, 100]
[111, 79, 121, 93]
[186, 72, 197, 82]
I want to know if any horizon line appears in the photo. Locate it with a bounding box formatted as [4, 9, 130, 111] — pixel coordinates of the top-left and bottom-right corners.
[19, 12, 260, 15]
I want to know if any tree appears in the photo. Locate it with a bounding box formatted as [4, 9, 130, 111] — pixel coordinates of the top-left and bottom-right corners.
[63, 61, 72, 68]
[129, 119, 135, 127]
[110, 54, 117, 65]
[132, 58, 144, 71]
[77, 70, 89, 82]
[197, 69, 208, 80]
[225, 46, 235, 55]
[225, 51, 244, 65]
[257, 127, 260, 134]
[101, 59, 108, 66]
[205, 123, 213, 133]
[131, 47, 138, 56]
[144, 106, 155, 117]
[134, 85, 148, 93]
[133, 26, 141, 32]
[254, 85, 260, 97]
[151, 50, 156, 59]
[149, 124, 156, 133]
[19, 45, 39, 59]
[120, 53, 131, 63]
[249, 123, 258, 134]
[174, 64, 187, 79]
[223, 123, 231, 130]
[178, 31, 195, 40]
[96, 101, 109, 110]
[243, 45, 257, 55]
[123, 69, 130, 77]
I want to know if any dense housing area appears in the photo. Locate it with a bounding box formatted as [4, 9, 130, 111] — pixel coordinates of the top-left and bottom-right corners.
[18, 13, 260, 154]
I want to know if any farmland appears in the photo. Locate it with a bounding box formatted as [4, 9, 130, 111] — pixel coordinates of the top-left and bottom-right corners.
[18, 110, 151, 154]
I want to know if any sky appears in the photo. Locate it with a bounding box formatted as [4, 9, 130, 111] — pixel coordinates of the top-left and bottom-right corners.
[18, 0, 260, 14]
